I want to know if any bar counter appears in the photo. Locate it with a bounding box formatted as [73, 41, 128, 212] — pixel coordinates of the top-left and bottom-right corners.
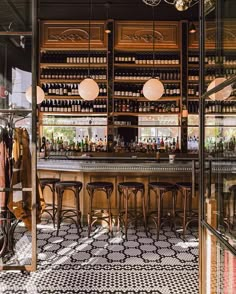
[37, 157, 236, 222]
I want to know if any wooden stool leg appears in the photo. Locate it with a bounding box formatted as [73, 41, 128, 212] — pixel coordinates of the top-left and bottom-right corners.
[124, 189, 128, 241]
[183, 189, 187, 239]
[75, 189, 81, 235]
[142, 188, 147, 236]
[87, 188, 93, 238]
[157, 189, 161, 240]
[107, 187, 113, 236]
[56, 190, 63, 236]
[172, 190, 177, 233]
[52, 183, 56, 228]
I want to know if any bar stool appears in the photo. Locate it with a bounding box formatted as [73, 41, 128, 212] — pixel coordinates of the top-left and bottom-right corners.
[40, 178, 60, 227]
[176, 182, 198, 238]
[148, 182, 177, 240]
[55, 181, 83, 236]
[118, 182, 147, 240]
[86, 182, 113, 237]
[228, 185, 236, 231]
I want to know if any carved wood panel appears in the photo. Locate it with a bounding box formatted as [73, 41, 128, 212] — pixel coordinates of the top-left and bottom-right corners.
[41, 21, 107, 49]
[189, 21, 236, 49]
[115, 21, 180, 50]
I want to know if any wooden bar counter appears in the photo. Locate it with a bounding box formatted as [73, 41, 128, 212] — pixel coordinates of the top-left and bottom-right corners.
[37, 156, 235, 224]
[37, 156, 198, 223]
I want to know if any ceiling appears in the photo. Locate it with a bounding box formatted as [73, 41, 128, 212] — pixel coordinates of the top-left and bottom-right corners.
[0, 0, 236, 33]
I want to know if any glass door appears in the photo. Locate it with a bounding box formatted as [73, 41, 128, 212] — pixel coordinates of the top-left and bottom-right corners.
[0, 0, 38, 271]
[200, 1, 236, 292]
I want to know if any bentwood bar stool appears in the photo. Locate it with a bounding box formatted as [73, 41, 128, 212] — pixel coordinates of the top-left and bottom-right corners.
[118, 182, 147, 240]
[55, 181, 83, 236]
[40, 177, 60, 227]
[176, 182, 198, 238]
[148, 182, 177, 240]
[86, 181, 114, 237]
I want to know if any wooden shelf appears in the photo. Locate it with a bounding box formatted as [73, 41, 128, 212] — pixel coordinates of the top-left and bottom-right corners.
[188, 63, 236, 68]
[40, 79, 107, 83]
[40, 63, 107, 68]
[43, 95, 108, 99]
[112, 112, 179, 117]
[114, 63, 180, 68]
[42, 124, 107, 127]
[113, 95, 180, 101]
[112, 124, 179, 128]
[40, 112, 107, 116]
[114, 79, 180, 83]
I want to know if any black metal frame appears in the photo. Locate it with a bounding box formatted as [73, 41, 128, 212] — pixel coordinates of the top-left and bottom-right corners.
[199, 0, 236, 257]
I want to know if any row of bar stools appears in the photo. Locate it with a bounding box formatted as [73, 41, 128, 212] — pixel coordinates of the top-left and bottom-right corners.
[148, 182, 177, 240]
[176, 182, 198, 238]
[118, 182, 147, 240]
[86, 182, 113, 237]
[55, 181, 83, 236]
[40, 178, 60, 227]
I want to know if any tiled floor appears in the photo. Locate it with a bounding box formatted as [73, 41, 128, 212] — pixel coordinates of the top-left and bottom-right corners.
[0, 220, 199, 293]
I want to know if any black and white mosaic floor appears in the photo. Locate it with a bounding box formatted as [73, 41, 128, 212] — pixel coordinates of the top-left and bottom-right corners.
[0, 220, 199, 294]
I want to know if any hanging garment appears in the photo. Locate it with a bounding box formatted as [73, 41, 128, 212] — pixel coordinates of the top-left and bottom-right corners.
[0, 127, 11, 222]
[8, 128, 45, 231]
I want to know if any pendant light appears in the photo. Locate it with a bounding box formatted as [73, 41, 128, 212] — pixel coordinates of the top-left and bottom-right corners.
[79, 0, 99, 101]
[25, 85, 45, 104]
[207, 77, 232, 101]
[142, 5, 164, 101]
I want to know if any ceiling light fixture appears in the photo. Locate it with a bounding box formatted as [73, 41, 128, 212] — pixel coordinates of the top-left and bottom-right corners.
[79, 0, 99, 101]
[105, 1, 111, 34]
[207, 77, 232, 101]
[142, 5, 164, 101]
[142, 0, 199, 11]
[25, 85, 45, 104]
[189, 22, 196, 34]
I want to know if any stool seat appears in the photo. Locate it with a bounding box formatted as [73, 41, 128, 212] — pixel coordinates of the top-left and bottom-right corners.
[40, 178, 60, 186]
[176, 182, 192, 189]
[86, 182, 113, 189]
[40, 177, 60, 227]
[56, 181, 83, 190]
[149, 182, 176, 190]
[118, 182, 144, 189]
[55, 181, 83, 236]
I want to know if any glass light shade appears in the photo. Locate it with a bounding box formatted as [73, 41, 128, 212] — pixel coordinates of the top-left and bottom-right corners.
[207, 77, 232, 101]
[175, 0, 189, 11]
[142, 78, 164, 100]
[79, 78, 99, 100]
[25, 85, 45, 104]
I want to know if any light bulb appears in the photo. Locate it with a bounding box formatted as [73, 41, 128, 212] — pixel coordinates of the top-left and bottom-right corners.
[142, 78, 164, 100]
[207, 77, 232, 101]
[175, 0, 190, 11]
[25, 85, 45, 104]
[78, 78, 99, 100]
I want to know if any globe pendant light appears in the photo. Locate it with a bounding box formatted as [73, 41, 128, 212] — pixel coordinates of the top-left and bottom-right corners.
[143, 6, 164, 101]
[207, 77, 232, 101]
[79, 0, 99, 101]
[25, 85, 45, 104]
[175, 0, 190, 11]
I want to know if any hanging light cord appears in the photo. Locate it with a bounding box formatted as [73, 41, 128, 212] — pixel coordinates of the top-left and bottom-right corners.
[152, 5, 155, 78]
[88, 0, 92, 77]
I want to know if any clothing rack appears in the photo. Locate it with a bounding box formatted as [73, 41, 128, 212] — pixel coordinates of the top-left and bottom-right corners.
[0, 109, 31, 262]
